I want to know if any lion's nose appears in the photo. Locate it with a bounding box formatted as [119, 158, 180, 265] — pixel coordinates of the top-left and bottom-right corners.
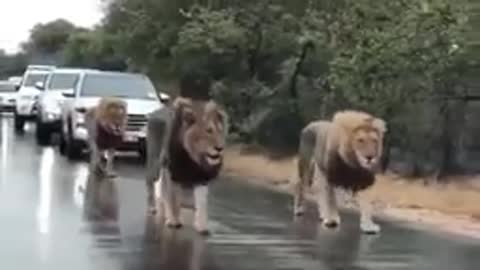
[214, 146, 224, 152]
[365, 156, 374, 162]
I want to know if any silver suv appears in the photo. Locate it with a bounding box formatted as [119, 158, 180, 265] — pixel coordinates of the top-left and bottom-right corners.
[35, 68, 94, 145]
[58, 70, 170, 160]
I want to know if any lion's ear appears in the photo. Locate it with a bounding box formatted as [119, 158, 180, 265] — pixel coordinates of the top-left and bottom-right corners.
[372, 118, 387, 134]
[182, 108, 196, 126]
[216, 108, 229, 135]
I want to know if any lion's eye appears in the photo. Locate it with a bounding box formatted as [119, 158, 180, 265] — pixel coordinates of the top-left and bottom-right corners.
[206, 127, 214, 134]
[358, 138, 365, 144]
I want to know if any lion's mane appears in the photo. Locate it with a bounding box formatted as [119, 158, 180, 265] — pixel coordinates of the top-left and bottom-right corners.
[298, 110, 386, 192]
[85, 97, 128, 150]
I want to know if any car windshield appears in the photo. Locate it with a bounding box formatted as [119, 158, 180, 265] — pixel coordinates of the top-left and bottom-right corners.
[23, 73, 49, 87]
[48, 73, 79, 90]
[0, 83, 16, 92]
[80, 73, 157, 100]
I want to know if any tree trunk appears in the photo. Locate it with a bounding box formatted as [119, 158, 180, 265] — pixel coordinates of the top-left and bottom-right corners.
[438, 100, 456, 180]
[288, 41, 314, 117]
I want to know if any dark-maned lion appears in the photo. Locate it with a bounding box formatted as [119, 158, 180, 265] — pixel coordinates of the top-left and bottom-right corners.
[81, 97, 127, 221]
[145, 97, 228, 235]
[293, 110, 387, 234]
[85, 97, 128, 177]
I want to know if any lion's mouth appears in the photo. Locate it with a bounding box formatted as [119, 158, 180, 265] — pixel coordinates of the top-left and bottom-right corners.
[205, 153, 222, 166]
[359, 157, 377, 170]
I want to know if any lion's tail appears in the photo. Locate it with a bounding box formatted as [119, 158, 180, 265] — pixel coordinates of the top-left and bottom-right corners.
[297, 155, 314, 187]
[294, 123, 317, 187]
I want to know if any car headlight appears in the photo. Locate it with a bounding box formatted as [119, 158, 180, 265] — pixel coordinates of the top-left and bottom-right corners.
[44, 101, 61, 115]
[76, 112, 86, 125]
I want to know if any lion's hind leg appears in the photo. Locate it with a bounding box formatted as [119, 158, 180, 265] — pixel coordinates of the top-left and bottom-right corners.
[293, 157, 313, 216]
[154, 168, 166, 217]
[315, 164, 340, 228]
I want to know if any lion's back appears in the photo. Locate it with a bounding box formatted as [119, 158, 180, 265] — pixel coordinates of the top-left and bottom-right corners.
[298, 120, 331, 180]
[145, 107, 175, 181]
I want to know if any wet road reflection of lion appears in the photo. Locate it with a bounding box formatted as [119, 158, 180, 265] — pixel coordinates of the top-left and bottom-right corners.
[143, 215, 215, 270]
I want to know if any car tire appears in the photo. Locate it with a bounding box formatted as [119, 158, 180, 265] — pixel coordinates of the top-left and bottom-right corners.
[138, 146, 147, 163]
[36, 120, 51, 146]
[59, 129, 67, 155]
[14, 111, 25, 133]
[65, 128, 83, 160]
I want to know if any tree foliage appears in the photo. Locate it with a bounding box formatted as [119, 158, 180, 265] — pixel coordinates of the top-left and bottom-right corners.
[63, 28, 127, 71]
[22, 19, 79, 54]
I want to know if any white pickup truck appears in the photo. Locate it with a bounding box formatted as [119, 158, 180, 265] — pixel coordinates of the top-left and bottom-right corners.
[58, 70, 170, 160]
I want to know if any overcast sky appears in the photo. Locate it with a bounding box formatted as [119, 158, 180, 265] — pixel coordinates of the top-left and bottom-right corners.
[0, 0, 103, 54]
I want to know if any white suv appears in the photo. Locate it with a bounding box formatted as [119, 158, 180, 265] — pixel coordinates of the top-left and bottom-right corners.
[59, 70, 170, 160]
[14, 65, 55, 132]
[35, 68, 95, 145]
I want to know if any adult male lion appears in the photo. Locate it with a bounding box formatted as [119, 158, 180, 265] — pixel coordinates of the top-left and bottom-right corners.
[145, 96, 228, 235]
[293, 110, 387, 234]
[81, 97, 127, 221]
[85, 97, 128, 177]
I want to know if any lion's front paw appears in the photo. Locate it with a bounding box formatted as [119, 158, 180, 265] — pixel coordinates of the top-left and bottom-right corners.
[360, 221, 381, 234]
[321, 213, 341, 229]
[194, 222, 210, 236]
[322, 218, 340, 228]
[293, 205, 305, 216]
[147, 205, 157, 215]
[165, 219, 183, 229]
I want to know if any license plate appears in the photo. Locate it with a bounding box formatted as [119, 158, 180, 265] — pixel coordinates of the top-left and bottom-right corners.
[124, 133, 138, 142]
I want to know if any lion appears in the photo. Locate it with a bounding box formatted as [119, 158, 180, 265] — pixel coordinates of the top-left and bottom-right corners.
[80, 97, 127, 221]
[293, 110, 387, 234]
[85, 97, 128, 178]
[145, 96, 228, 235]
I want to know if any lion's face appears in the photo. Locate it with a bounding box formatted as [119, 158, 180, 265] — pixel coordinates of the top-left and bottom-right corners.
[351, 126, 383, 170]
[178, 100, 227, 172]
[97, 98, 128, 135]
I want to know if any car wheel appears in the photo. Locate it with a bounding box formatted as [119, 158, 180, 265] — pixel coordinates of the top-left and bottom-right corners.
[59, 129, 66, 155]
[36, 120, 51, 146]
[138, 147, 147, 163]
[14, 111, 25, 133]
[66, 129, 83, 160]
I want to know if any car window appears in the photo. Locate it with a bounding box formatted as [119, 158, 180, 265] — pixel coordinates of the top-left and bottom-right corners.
[80, 73, 157, 100]
[22, 73, 49, 88]
[47, 73, 79, 90]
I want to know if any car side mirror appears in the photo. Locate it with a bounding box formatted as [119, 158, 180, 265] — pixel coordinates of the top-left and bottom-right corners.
[35, 81, 45, 90]
[62, 89, 75, 98]
[15, 84, 21, 91]
[159, 92, 170, 104]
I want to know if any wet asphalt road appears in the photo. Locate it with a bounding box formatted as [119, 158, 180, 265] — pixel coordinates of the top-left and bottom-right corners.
[1, 116, 480, 270]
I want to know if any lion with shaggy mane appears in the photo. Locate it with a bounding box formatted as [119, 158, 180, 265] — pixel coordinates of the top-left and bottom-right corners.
[82, 97, 128, 221]
[146, 96, 228, 235]
[85, 97, 128, 177]
[293, 110, 387, 234]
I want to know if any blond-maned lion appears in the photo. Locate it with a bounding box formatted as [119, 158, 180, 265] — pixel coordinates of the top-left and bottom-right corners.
[293, 110, 387, 234]
[145, 97, 228, 235]
[85, 97, 128, 177]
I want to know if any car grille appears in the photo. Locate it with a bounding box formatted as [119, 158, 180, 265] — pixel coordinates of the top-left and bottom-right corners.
[127, 114, 147, 131]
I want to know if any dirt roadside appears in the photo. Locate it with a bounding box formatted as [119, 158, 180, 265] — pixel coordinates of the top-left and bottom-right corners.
[222, 145, 480, 240]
